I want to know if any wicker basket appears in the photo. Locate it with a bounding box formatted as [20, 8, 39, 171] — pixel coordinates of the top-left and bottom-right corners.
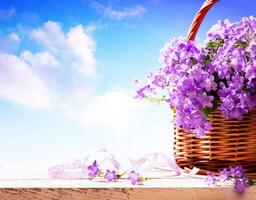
[174, 0, 256, 178]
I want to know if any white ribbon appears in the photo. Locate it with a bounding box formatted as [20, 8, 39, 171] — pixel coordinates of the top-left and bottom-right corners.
[48, 148, 199, 179]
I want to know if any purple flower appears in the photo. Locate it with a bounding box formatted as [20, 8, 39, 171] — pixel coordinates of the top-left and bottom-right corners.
[135, 16, 256, 136]
[219, 168, 229, 181]
[234, 178, 249, 193]
[205, 171, 217, 186]
[127, 171, 141, 185]
[229, 166, 245, 178]
[104, 170, 118, 182]
[152, 75, 167, 88]
[135, 85, 154, 99]
[87, 160, 100, 179]
[250, 78, 256, 96]
[133, 78, 141, 85]
[206, 166, 251, 193]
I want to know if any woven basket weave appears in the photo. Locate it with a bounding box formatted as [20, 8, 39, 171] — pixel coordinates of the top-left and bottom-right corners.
[174, 0, 256, 178]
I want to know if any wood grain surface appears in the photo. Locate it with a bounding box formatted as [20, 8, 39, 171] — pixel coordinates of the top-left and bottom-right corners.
[0, 188, 255, 200]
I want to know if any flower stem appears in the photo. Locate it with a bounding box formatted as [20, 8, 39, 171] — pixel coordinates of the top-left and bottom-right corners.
[146, 96, 166, 102]
[117, 172, 126, 179]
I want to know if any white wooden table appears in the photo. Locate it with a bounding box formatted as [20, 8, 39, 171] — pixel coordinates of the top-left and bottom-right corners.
[0, 164, 255, 200]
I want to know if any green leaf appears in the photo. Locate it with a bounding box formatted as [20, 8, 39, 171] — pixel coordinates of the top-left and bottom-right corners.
[201, 99, 219, 117]
[202, 55, 211, 63]
[191, 57, 198, 65]
[248, 179, 256, 186]
[235, 41, 248, 49]
[206, 41, 219, 49]
[202, 106, 215, 116]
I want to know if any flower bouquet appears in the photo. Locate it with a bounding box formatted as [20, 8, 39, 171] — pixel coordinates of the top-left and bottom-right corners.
[135, 0, 256, 177]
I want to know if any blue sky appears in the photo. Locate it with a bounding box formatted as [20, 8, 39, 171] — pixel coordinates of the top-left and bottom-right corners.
[0, 0, 255, 165]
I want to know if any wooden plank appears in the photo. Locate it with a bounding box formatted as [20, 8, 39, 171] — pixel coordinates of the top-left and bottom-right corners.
[0, 188, 255, 200]
[0, 177, 212, 188]
[0, 165, 255, 199]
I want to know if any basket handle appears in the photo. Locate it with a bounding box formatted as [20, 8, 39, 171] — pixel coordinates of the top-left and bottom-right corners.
[187, 0, 219, 41]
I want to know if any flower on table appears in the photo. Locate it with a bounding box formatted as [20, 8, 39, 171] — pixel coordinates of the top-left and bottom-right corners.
[104, 170, 118, 182]
[229, 166, 245, 178]
[205, 171, 217, 186]
[127, 171, 142, 185]
[219, 168, 229, 181]
[127, 171, 149, 185]
[234, 177, 249, 193]
[85, 160, 149, 185]
[87, 160, 100, 179]
[206, 166, 254, 193]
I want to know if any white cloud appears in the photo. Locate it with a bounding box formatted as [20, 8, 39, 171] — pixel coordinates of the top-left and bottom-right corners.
[0, 33, 20, 53]
[0, 20, 173, 158]
[31, 21, 96, 76]
[93, 2, 147, 20]
[9, 33, 20, 43]
[0, 20, 171, 147]
[31, 21, 66, 52]
[82, 89, 144, 133]
[0, 7, 15, 19]
[21, 51, 59, 68]
[0, 53, 52, 109]
[0, 21, 97, 110]
[84, 24, 99, 33]
[67, 25, 96, 76]
[79, 88, 172, 137]
[75, 88, 173, 156]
